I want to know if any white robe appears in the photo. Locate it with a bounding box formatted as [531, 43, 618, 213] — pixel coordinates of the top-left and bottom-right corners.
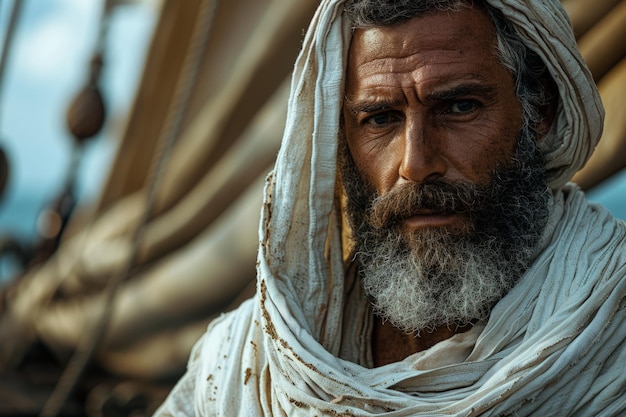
[155, 0, 624, 415]
[156, 185, 625, 416]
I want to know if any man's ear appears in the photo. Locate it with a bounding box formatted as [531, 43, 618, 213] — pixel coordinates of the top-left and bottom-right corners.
[536, 75, 559, 142]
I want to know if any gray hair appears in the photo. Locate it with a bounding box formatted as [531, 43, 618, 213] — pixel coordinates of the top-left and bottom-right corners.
[343, 0, 556, 138]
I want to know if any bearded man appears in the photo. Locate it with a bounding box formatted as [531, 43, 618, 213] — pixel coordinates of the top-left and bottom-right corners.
[155, 0, 625, 415]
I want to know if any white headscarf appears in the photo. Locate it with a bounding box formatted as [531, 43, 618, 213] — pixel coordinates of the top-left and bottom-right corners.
[156, 1, 623, 416]
[488, 0, 604, 188]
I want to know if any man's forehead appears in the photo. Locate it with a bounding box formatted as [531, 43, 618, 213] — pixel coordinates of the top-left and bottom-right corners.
[348, 5, 494, 51]
[345, 7, 498, 71]
[343, 7, 506, 103]
[352, 20, 478, 54]
[343, 76, 497, 108]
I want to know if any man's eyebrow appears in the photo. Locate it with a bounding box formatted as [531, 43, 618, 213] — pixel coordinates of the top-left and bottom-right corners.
[426, 83, 498, 101]
[343, 98, 404, 114]
[343, 83, 499, 113]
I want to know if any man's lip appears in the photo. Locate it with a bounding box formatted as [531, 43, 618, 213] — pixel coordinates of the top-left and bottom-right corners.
[401, 212, 464, 229]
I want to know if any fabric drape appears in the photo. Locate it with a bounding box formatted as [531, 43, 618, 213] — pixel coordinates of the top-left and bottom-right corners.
[158, 185, 625, 416]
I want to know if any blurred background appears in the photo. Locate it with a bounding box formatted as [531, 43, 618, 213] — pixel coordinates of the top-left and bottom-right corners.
[0, 0, 624, 416]
[0, 0, 156, 279]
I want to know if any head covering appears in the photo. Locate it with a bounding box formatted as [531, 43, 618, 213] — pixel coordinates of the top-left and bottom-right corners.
[487, 0, 604, 188]
[262, 0, 605, 356]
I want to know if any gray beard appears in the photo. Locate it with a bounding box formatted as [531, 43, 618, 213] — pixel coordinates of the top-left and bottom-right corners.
[340, 130, 551, 334]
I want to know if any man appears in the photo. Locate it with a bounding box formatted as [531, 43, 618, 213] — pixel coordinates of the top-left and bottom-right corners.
[156, 0, 625, 415]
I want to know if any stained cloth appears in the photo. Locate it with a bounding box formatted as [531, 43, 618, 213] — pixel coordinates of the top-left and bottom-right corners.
[155, 0, 624, 415]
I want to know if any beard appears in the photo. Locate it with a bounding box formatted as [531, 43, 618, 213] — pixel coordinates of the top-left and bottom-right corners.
[339, 129, 551, 334]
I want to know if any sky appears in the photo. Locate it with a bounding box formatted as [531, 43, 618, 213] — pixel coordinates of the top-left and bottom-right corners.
[586, 169, 626, 218]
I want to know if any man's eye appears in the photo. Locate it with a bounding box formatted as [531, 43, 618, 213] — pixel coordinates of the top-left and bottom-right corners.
[449, 100, 478, 114]
[365, 113, 395, 126]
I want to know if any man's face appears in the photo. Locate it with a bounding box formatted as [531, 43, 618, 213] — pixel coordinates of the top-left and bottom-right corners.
[340, 7, 550, 333]
[342, 6, 523, 235]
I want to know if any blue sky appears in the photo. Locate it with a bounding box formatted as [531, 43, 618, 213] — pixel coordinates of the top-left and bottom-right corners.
[586, 169, 626, 219]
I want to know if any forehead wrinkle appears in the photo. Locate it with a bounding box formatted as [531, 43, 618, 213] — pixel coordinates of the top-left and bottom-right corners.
[352, 47, 497, 86]
[346, 71, 494, 106]
[425, 82, 498, 102]
[355, 49, 466, 75]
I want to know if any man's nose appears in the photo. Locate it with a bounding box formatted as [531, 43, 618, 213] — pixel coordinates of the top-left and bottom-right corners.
[399, 118, 447, 183]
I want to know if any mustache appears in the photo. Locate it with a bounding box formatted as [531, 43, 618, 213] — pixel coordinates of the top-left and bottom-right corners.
[367, 179, 489, 229]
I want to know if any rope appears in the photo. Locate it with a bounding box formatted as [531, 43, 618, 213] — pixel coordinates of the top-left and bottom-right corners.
[39, 0, 220, 415]
[0, 0, 24, 124]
